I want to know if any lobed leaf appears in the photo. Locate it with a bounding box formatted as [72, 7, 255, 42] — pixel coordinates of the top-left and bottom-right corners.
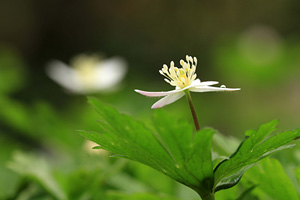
[214, 120, 300, 192]
[78, 98, 215, 198]
[80, 98, 300, 198]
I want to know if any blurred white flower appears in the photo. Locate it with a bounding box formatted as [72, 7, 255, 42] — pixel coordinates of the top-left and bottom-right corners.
[135, 55, 240, 109]
[46, 54, 127, 94]
[83, 140, 108, 155]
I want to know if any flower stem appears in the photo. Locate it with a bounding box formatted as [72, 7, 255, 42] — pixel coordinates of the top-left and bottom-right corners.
[184, 90, 200, 131]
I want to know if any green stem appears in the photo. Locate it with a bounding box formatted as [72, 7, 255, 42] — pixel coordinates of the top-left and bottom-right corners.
[184, 90, 200, 131]
[201, 192, 215, 200]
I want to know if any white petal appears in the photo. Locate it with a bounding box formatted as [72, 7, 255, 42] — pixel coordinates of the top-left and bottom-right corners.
[151, 92, 185, 109]
[190, 86, 240, 92]
[189, 79, 219, 86]
[46, 60, 82, 92]
[134, 89, 179, 97]
[135, 79, 221, 98]
[194, 81, 219, 86]
[92, 57, 127, 90]
[191, 79, 201, 85]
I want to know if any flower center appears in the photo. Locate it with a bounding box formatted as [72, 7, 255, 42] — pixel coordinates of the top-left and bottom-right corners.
[159, 55, 197, 89]
[71, 54, 100, 86]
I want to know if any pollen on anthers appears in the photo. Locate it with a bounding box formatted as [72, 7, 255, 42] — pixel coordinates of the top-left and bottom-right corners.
[159, 55, 198, 89]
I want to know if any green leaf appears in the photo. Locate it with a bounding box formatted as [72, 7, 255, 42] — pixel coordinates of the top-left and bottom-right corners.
[0, 136, 21, 199]
[212, 133, 240, 157]
[7, 151, 67, 200]
[242, 158, 300, 200]
[78, 98, 215, 198]
[236, 185, 257, 200]
[128, 162, 176, 194]
[295, 166, 300, 190]
[214, 120, 300, 192]
[107, 192, 180, 200]
[200, 183, 258, 200]
[152, 110, 215, 196]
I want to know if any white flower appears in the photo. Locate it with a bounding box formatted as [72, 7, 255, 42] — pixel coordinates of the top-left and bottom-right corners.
[135, 55, 240, 109]
[46, 54, 127, 94]
[83, 140, 108, 155]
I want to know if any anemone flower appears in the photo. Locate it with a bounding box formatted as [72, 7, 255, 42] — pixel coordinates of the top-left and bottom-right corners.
[46, 54, 127, 94]
[135, 55, 240, 130]
[135, 55, 240, 109]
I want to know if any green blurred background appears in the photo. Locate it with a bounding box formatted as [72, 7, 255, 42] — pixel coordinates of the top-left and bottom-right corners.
[0, 0, 300, 199]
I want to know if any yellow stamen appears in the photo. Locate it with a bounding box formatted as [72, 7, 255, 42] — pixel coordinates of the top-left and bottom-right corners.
[160, 55, 197, 89]
[71, 54, 100, 87]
